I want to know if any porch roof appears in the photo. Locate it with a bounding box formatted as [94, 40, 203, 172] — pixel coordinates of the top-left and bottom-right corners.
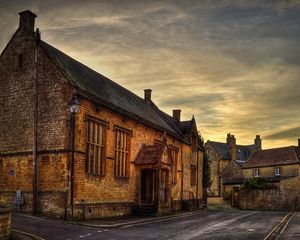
[134, 144, 165, 165]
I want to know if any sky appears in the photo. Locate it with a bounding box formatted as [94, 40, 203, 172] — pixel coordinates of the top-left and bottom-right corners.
[1, 0, 300, 149]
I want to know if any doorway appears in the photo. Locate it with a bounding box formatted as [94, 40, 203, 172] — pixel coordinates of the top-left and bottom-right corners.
[141, 169, 155, 204]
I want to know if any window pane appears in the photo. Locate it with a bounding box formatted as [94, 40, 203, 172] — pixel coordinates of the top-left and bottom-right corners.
[95, 146, 99, 175]
[99, 125, 103, 146]
[89, 122, 93, 143]
[117, 151, 120, 176]
[116, 131, 121, 149]
[86, 143, 90, 173]
[90, 145, 94, 174]
[125, 153, 128, 176]
[100, 146, 104, 175]
[87, 122, 90, 142]
[121, 151, 125, 176]
[95, 124, 98, 145]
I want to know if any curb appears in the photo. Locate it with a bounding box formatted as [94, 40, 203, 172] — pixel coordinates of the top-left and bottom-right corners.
[13, 209, 205, 230]
[11, 229, 45, 240]
[72, 210, 205, 229]
[276, 212, 295, 240]
[264, 212, 294, 240]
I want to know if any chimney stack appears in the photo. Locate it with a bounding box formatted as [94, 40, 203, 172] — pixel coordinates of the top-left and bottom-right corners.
[226, 133, 231, 144]
[19, 10, 37, 32]
[144, 89, 152, 101]
[255, 135, 262, 150]
[227, 134, 237, 161]
[173, 109, 181, 122]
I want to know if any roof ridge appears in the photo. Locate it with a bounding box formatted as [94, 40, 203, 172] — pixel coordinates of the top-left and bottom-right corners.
[39, 40, 184, 140]
[40, 41, 146, 102]
[258, 145, 295, 152]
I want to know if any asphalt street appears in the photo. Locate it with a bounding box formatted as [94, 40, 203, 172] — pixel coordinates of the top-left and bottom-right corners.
[12, 210, 288, 240]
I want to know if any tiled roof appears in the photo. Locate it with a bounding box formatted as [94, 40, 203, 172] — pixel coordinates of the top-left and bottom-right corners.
[134, 144, 165, 165]
[177, 120, 193, 135]
[40, 41, 183, 139]
[243, 146, 300, 168]
[206, 141, 256, 162]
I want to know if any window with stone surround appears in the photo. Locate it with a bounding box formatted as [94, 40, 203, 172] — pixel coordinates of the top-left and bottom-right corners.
[114, 127, 131, 178]
[275, 167, 281, 176]
[86, 119, 107, 176]
[170, 146, 179, 183]
[254, 168, 260, 177]
[190, 165, 197, 186]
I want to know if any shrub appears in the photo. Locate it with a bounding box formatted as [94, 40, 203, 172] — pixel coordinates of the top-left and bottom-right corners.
[243, 177, 274, 189]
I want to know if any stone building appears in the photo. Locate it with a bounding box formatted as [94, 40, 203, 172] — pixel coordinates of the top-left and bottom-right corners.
[205, 134, 260, 197]
[242, 142, 300, 190]
[0, 10, 205, 219]
[239, 141, 300, 210]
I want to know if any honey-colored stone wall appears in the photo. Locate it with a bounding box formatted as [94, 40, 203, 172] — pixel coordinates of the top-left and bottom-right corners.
[243, 164, 299, 179]
[72, 99, 203, 214]
[0, 207, 11, 240]
[240, 164, 300, 211]
[0, 24, 204, 218]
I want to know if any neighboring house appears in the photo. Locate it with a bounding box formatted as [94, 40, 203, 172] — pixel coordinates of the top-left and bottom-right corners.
[242, 142, 300, 190]
[206, 134, 260, 197]
[0, 11, 205, 219]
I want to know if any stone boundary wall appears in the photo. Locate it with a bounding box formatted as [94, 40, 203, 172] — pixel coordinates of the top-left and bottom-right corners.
[238, 189, 299, 211]
[74, 202, 134, 219]
[0, 206, 11, 240]
[0, 190, 67, 218]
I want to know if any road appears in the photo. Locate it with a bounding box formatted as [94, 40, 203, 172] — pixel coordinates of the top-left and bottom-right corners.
[12, 210, 288, 240]
[279, 212, 300, 240]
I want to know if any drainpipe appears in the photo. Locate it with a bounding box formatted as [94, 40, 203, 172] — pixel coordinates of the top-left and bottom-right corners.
[32, 28, 40, 215]
[196, 150, 199, 209]
[180, 146, 183, 210]
[218, 158, 221, 197]
[69, 95, 79, 219]
[70, 111, 75, 219]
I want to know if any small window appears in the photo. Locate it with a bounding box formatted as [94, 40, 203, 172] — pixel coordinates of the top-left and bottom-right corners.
[17, 53, 23, 69]
[190, 165, 197, 186]
[275, 167, 281, 176]
[114, 128, 131, 178]
[254, 169, 260, 177]
[170, 146, 179, 183]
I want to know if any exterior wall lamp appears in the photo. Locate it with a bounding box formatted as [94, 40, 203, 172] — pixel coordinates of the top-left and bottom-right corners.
[70, 95, 80, 114]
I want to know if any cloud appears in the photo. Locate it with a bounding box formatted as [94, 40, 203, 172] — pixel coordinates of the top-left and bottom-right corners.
[265, 127, 300, 140]
[1, 0, 300, 148]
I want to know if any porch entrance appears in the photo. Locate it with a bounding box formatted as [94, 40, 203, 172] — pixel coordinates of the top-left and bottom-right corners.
[141, 169, 155, 204]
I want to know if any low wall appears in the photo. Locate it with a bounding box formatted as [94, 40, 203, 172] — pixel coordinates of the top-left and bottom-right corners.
[239, 189, 299, 211]
[0, 206, 11, 240]
[74, 202, 134, 219]
[207, 197, 225, 205]
[0, 190, 67, 218]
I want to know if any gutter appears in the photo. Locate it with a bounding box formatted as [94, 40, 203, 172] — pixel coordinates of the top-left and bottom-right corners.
[75, 89, 187, 143]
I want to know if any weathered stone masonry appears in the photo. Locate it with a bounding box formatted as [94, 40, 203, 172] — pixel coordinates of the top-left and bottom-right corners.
[0, 10, 205, 218]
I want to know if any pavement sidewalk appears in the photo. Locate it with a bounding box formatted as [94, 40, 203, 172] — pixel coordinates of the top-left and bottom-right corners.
[13, 209, 206, 230]
[71, 209, 206, 228]
[10, 229, 43, 240]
